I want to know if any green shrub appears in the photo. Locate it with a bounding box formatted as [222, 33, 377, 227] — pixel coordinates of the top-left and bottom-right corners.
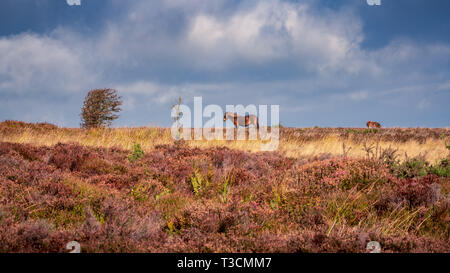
[390, 155, 449, 178]
[190, 169, 206, 195]
[220, 170, 234, 203]
[391, 156, 429, 178]
[131, 183, 151, 202]
[346, 129, 360, 134]
[429, 159, 450, 177]
[128, 143, 145, 162]
[364, 128, 378, 134]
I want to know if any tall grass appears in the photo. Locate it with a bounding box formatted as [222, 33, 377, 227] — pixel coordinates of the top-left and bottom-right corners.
[0, 121, 448, 163]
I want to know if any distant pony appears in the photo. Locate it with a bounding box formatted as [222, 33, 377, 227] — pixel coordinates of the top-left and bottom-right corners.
[366, 121, 382, 128]
[224, 112, 259, 129]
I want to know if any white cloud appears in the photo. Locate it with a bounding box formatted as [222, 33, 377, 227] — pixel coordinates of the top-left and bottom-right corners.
[349, 91, 369, 101]
[1, 1, 449, 96]
[115, 81, 161, 95]
[0, 33, 97, 95]
[184, 0, 363, 70]
[1, 0, 450, 127]
[113, 81, 209, 105]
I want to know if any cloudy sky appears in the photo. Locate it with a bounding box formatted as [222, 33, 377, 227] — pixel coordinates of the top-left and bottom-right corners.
[0, 0, 449, 128]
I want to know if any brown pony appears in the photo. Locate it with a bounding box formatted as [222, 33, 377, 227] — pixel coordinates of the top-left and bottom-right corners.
[224, 112, 259, 129]
[366, 121, 382, 128]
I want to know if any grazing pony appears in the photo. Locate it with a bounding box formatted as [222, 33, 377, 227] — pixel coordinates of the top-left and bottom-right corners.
[366, 121, 382, 128]
[224, 112, 259, 129]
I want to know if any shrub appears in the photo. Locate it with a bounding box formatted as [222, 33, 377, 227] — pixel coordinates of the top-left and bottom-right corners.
[80, 89, 122, 129]
[393, 156, 429, 178]
[364, 129, 378, 134]
[189, 169, 209, 195]
[393, 175, 441, 208]
[48, 143, 96, 172]
[429, 159, 450, 177]
[128, 143, 145, 163]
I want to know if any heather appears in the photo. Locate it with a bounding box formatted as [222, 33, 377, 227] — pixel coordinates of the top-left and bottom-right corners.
[0, 141, 448, 253]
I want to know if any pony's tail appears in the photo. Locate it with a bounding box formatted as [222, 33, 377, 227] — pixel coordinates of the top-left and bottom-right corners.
[257, 119, 260, 130]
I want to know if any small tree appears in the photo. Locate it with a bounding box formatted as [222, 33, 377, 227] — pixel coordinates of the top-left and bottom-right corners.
[80, 89, 122, 128]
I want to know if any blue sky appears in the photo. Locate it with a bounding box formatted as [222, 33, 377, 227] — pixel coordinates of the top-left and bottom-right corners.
[0, 0, 449, 128]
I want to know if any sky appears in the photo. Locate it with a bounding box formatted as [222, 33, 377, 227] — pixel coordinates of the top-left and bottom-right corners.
[0, 0, 449, 128]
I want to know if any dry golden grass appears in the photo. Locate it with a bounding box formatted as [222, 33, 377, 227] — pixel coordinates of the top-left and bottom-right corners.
[0, 121, 448, 163]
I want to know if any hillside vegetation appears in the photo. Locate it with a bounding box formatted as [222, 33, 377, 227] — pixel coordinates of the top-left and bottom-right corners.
[0, 120, 448, 162]
[0, 121, 448, 252]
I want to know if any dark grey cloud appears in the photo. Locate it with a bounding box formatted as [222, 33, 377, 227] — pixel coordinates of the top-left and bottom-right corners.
[0, 0, 449, 128]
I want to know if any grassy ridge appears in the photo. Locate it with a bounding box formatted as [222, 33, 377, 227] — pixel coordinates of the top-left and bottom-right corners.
[1, 120, 448, 163]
